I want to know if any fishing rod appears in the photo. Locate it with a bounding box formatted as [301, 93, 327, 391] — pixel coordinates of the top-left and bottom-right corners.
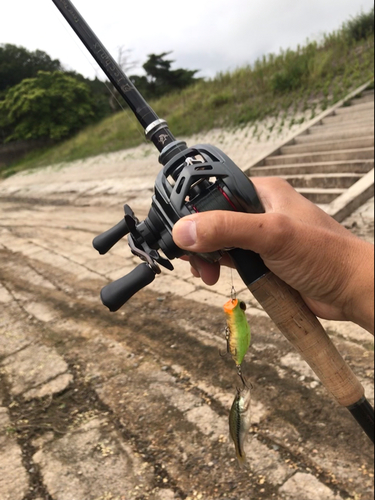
[52, 0, 374, 443]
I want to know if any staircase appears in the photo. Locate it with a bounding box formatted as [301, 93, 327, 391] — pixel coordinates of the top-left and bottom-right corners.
[247, 83, 374, 222]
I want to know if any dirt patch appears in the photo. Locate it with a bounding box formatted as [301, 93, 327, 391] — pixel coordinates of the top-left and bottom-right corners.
[0, 249, 373, 499]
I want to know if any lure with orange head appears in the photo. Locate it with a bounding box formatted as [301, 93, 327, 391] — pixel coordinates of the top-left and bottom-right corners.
[223, 298, 251, 369]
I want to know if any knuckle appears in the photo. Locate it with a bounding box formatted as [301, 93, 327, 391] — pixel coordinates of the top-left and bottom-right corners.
[262, 213, 296, 256]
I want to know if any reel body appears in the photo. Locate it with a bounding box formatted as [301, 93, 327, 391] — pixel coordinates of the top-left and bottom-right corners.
[94, 143, 266, 311]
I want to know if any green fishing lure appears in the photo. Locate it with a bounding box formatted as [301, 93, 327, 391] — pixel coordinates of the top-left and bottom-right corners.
[223, 298, 251, 368]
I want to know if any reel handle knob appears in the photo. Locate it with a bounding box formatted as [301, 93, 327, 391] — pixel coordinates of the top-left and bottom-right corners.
[101, 263, 156, 312]
[93, 219, 130, 255]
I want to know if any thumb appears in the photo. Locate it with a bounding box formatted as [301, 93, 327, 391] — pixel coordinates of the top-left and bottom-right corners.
[172, 210, 292, 257]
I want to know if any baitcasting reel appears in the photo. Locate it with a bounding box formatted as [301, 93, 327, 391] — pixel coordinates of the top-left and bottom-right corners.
[93, 143, 267, 311]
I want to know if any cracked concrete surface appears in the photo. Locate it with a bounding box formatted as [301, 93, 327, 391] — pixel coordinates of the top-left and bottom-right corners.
[0, 129, 373, 500]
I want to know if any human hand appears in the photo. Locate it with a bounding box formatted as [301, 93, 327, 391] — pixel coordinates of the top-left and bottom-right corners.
[172, 177, 374, 333]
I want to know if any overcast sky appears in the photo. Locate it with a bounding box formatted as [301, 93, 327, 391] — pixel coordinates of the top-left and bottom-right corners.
[1, 0, 373, 80]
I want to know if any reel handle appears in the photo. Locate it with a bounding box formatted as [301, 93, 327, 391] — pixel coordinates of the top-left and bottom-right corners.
[101, 263, 156, 312]
[93, 219, 130, 255]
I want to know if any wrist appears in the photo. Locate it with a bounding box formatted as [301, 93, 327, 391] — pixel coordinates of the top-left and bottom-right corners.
[344, 240, 374, 334]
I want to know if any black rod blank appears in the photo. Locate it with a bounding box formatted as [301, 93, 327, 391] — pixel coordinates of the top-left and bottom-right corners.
[348, 397, 375, 443]
[52, 0, 176, 151]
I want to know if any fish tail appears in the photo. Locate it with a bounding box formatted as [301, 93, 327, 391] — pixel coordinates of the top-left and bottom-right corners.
[234, 436, 248, 468]
[236, 449, 248, 469]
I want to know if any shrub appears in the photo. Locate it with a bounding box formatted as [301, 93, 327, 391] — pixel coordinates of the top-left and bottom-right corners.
[207, 91, 233, 108]
[343, 8, 374, 42]
[271, 45, 316, 93]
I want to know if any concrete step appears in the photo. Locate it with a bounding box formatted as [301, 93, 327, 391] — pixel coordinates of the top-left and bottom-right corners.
[281, 173, 362, 189]
[265, 147, 374, 166]
[322, 109, 374, 124]
[295, 125, 374, 143]
[317, 116, 374, 131]
[336, 100, 374, 114]
[282, 136, 374, 155]
[347, 96, 373, 107]
[296, 187, 345, 204]
[351, 90, 375, 104]
[308, 119, 374, 135]
[250, 159, 374, 176]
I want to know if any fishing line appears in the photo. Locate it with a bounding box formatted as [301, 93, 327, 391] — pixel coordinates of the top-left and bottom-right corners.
[230, 268, 236, 301]
[51, 5, 147, 145]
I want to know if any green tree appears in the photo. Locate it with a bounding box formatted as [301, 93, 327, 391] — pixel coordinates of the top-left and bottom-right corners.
[0, 44, 62, 94]
[0, 71, 95, 141]
[65, 71, 114, 120]
[131, 52, 199, 98]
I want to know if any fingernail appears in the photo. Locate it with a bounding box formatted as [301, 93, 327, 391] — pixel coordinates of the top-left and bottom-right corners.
[174, 220, 197, 248]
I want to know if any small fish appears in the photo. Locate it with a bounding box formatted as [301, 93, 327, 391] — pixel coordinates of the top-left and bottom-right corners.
[223, 298, 251, 368]
[229, 384, 252, 467]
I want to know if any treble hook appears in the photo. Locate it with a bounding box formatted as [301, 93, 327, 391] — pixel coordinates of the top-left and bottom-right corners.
[219, 327, 231, 358]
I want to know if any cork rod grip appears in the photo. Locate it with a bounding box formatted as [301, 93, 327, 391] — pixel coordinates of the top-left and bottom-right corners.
[249, 272, 364, 407]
